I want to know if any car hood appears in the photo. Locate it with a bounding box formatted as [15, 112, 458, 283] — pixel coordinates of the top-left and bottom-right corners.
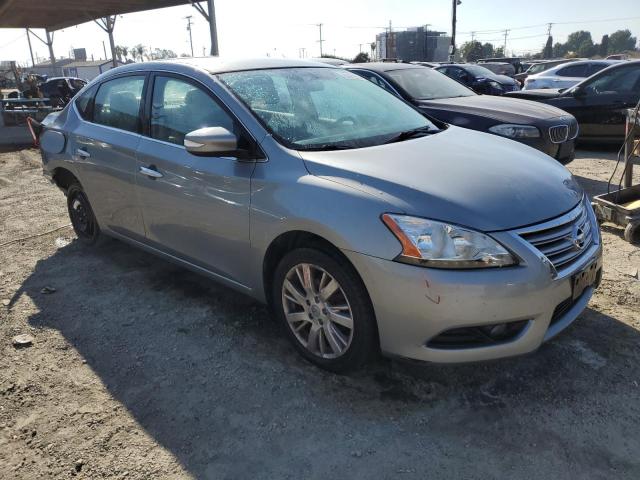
[492, 74, 517, 85]
[299, 127, 582, 232]
[416, 95, 568, 123]
[506, 88, 564, 100]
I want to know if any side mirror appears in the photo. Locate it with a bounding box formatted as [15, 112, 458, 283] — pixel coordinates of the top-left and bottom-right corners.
[572, 86, 587, 98]
[184, 127, 238, 156]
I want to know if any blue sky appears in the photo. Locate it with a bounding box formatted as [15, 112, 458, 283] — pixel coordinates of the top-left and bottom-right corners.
[1, 0, 639, 65]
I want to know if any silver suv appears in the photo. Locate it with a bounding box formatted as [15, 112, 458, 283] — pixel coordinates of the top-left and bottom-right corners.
[39, 58, 602, 372]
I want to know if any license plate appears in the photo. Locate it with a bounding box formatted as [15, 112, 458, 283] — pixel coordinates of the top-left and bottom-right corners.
[572, 260, 599, 300]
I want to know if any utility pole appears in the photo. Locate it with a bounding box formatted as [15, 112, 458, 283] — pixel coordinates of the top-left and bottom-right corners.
[450, 0, 459, 61]
[386, 20, 392, 59]
[185, 15, 194, 57]
[317, 23, 324, 57]
[470, 31, 475, 42]
[503, 29, 509, 55]
[102, 41, 107, 60]
[424, 24, 431, 61]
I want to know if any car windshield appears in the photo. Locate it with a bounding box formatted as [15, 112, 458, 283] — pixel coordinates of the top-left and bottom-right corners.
[386, 67, 475, 100]
[219, 67, 438, 150]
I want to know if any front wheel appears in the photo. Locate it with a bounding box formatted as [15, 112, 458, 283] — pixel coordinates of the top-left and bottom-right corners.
[272, 248, 378, 373]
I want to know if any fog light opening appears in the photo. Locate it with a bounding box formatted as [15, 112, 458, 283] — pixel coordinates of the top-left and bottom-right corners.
[427, 320, 529, 349]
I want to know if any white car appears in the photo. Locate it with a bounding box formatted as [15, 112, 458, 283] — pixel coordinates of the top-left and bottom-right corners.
[523, 60, 620, 90]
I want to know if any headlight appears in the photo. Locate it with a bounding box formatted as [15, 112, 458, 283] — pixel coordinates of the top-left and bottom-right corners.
[489, 80, 503, 90]
[489, 124, 541, 139]
[382, 214, 517, 269]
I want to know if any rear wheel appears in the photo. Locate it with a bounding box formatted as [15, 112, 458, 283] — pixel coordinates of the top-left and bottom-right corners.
[624, 222, 640, 245]
[67, 183, 101, 245]
[272, 248, 377, 373]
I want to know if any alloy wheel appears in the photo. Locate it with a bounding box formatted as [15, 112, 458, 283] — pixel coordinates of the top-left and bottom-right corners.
[281, 263, 354, 359]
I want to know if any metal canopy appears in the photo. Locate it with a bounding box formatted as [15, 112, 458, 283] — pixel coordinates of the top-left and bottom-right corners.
[0, 0, 194, 31]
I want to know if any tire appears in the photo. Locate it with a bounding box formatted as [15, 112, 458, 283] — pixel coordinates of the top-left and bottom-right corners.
[624, 222, 640, 245]
[67, 182, 101, 245]
[272, 247, 378, 373]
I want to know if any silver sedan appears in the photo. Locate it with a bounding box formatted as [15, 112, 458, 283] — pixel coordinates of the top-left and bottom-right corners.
[39, 58, 602, 372]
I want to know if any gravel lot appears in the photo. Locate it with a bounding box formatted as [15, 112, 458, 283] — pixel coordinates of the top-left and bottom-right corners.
[1, 147, 639, 479]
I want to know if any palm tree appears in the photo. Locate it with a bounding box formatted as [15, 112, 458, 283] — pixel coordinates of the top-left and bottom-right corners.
[133, 44, 147, 63]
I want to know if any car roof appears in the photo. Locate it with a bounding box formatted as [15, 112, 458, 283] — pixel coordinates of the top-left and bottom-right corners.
[45, 76, 83, 82]
[347, 62, 425, 73]
[112, 57, 334, 75]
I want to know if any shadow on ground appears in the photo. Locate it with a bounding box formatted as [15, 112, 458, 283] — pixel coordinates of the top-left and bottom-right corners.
[12, 237, 640, 479]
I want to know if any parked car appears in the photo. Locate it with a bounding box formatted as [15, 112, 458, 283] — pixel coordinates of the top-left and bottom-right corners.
[508, 60, 640, 142]
[39, 77, 86, 107]
[410, 61, 438, 68]
[477, 62, 516, 77]
[514, 59, 576, 87]
[347, 62, 577, 163]
[478, 57, 525, 74]
[39, 58, 602, 371]
[434, 63, 520, 95]
[522, 60, 619, 90]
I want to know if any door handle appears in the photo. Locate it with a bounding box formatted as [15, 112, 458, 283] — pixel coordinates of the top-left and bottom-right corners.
[75, 148, 90, 158]
[139, 165, 163, 179]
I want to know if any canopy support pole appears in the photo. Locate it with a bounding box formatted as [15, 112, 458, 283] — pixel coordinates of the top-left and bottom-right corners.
[25, 28, 35, 67]
[95, 16, 118, 68]
[190, 0, 219, 56]
[29, 29, 57, 75]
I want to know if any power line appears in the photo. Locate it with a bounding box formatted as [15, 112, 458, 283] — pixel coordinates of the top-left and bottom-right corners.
[459, 15, 640, 35]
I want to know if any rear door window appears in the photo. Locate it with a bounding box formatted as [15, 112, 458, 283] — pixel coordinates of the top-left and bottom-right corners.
[74, 85, 98, 121]
[556, 64, 588, 77]
[585, 63, 610, 76]
[93, 76, 145, 133]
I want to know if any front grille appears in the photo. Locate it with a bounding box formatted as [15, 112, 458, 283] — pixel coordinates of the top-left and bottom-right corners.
[518, 201, 594, 272]
[568, 121, 579, 140]
[549, 125, 569, 143]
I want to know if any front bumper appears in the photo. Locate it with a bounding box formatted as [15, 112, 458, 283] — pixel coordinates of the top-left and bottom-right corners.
[344, 220, 602, 364]
[515, 135, 575, 164]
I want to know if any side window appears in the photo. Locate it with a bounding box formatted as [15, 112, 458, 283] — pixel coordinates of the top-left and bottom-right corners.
[585, 63, 609, 76]
[74, 84, 98, 121]
[556, 65, 587, 77]
[93, 76, 145, 133]
[150, 76, 235, 146]
[584, 66, 640, 95]
[356, 71, 395, 94]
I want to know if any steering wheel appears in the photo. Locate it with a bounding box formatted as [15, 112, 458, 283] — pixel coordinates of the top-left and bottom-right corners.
[335, 116, 358, 127]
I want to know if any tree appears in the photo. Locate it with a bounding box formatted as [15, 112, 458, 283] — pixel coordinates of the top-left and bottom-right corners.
[599, 35, 610, 57]
[352, 52, 370, 63]
[565, 31, 594, 57]
[542, 36, 553, 59]
[460, 41, 484, 62]
[552, 42, 568, 58]
[150, 48, 178, 60]
[481, 43, 494, 58]
[493, 46, 504, 58]
[608, 29, 637, 53]
[132, 44, 147, 62]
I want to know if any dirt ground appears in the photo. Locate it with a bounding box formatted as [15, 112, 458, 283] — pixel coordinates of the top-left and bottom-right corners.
[1, 147, 639, 480]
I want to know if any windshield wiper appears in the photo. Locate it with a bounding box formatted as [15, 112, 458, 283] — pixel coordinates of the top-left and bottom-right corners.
[298, 144, 356, 151]
[384, 126, 437, 144]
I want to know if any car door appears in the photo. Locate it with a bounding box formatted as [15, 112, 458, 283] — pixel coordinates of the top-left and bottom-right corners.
[135, 73, 257, 286]
[551, 63, 588, 89]
[568, 64, 640, 139]
[69, 74, 147, 239]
